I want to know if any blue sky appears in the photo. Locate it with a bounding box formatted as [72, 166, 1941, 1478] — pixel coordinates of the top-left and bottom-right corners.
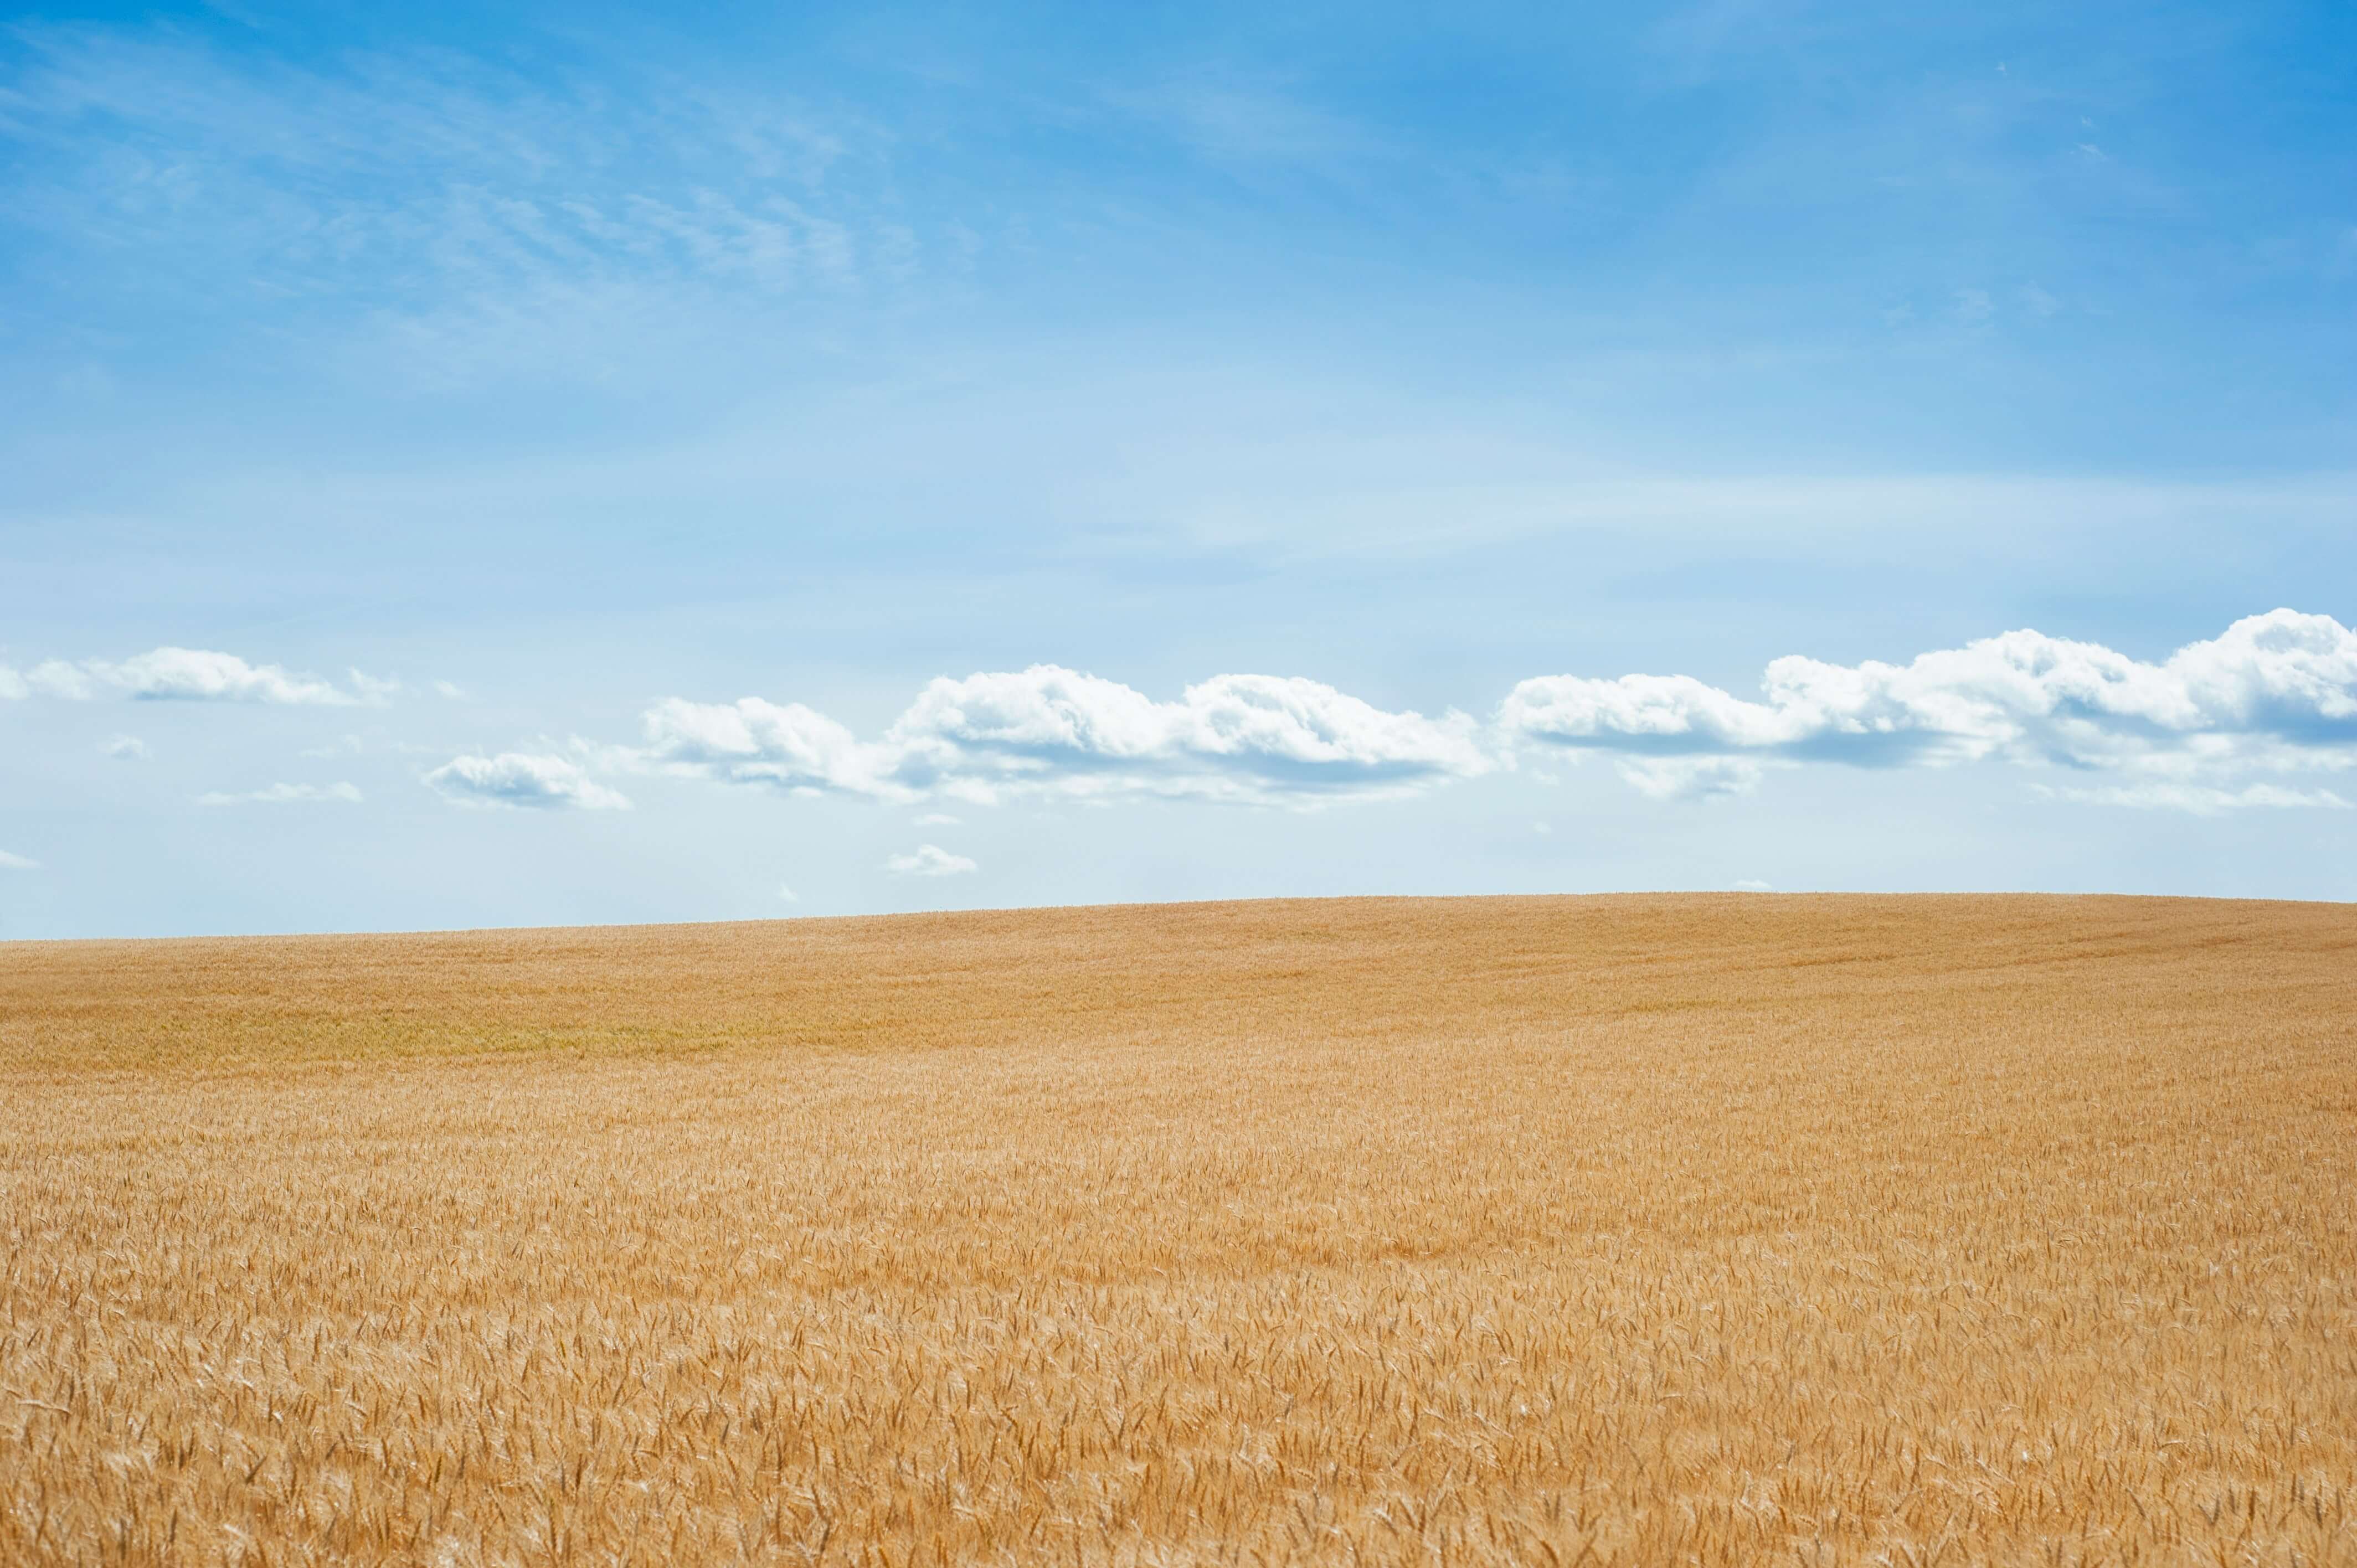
[3, 0, 2354, 937]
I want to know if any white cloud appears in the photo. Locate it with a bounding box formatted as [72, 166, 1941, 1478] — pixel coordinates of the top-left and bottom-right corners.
[640, 696, 879, 795]
[1502, 610, 2357, 808]
[644, 665, 1490, 807]
[777, 884, 801, 903]
[636, 614, 2357, 815]
[424, 752, 631, 810]
[0, 849, 39, 870]
[19, 647, 380, 705]
[0, 667, 25, 700]
[1732, 879, 1774, 891]
[1615, 756, 1764, 801]
[347, 670, 404, 703]
[915, 812, 963, 826]
[893, 668, 1489, 801]
[198, 781, 364, 805]
[101, 734, 148, 760]
[434, 681, 469, 700]
[886, 844, 978, 878]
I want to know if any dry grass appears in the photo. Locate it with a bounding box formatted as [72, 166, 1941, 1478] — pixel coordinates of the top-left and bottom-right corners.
[2, 893, 2353, 1566]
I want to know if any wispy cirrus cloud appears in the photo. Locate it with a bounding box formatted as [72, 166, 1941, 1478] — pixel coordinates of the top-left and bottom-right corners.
[1103, 71, 1375, 166]
[198, 781, 364, 806]
[0, 849, 40, 871]
[0, 22, 949, 386]
[2, 647, 387, 705]
[2032, 782, 2351, 814]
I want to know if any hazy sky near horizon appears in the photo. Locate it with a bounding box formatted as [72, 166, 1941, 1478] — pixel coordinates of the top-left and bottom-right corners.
[4, 0, 2354, 937]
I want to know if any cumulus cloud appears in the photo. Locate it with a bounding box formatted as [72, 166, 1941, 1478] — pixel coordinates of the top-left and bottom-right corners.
[640, 696, 877, 794]
[893, 668, 1488, 801]
[644, 665, 1489, 806]
[51, 611, 2341, 833]
[11, 647, 385, 705]
[424, 752, 632, 810]
[199, 782, 365, 806]
[0, 849, 39, 870]
[1503, 610, 2357, 807]
[886, 844, 978, 877]
[101, 734, 149, 760]
[1615, 756, 1764, 801]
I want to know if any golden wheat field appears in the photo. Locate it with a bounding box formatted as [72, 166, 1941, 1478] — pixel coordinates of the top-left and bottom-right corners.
[2, 894, 2353, 1567]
